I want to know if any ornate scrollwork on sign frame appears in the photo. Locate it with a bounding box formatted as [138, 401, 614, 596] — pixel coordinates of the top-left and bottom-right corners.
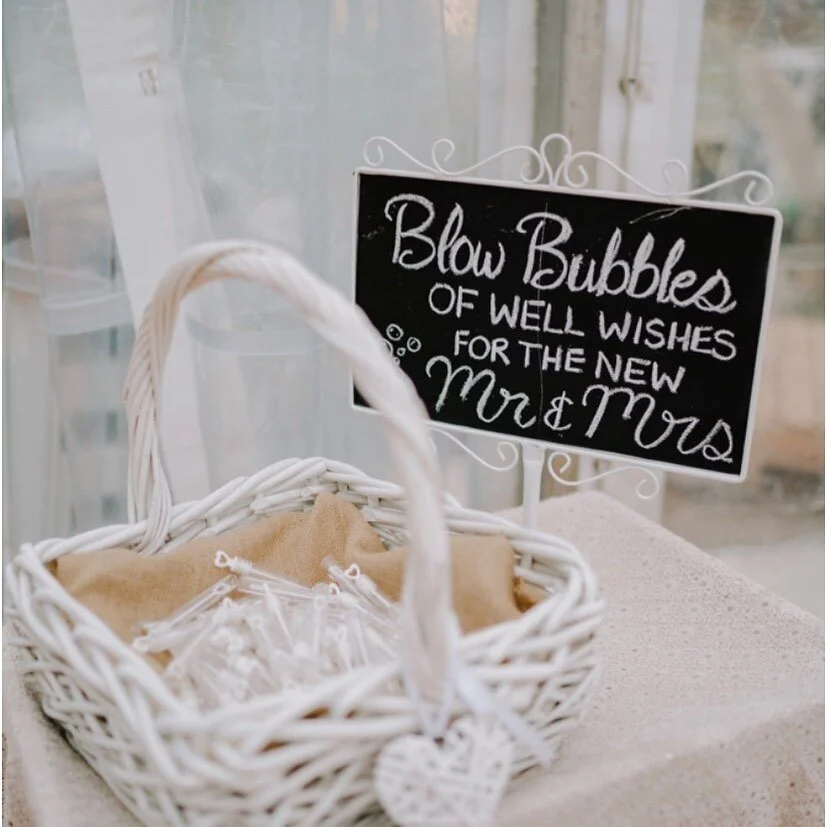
[363, 136, 547, 185]
[361, 135, 774, 502]
[542, 134, 774, 206]
[546, 453, 661, 501]
[430, 428, 521, 473]
[363, 133, 775, 206]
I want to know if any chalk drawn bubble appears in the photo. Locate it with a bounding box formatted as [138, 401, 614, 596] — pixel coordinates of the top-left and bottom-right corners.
[383, 323, 419, 367]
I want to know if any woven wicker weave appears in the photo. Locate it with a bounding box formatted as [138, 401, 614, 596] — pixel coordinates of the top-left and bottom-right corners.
[6, 241, 603, 827]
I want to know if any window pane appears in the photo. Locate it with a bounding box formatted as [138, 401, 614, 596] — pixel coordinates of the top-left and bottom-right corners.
[664, 0, 824, 616]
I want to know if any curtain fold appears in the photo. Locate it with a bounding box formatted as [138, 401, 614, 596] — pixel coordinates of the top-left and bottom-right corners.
[4, 0, 560, 556]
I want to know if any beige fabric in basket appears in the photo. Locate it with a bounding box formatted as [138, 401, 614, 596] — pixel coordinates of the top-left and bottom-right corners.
[51, 492, 544, 659]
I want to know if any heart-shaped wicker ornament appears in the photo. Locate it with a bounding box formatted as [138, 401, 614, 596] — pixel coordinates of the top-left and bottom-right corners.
[374, 717, 513, 827]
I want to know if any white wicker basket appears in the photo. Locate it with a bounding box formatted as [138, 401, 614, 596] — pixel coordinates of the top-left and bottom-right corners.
[6, 241, 604, 827]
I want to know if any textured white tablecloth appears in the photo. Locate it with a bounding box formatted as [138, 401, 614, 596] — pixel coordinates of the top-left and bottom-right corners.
[4, 491, 824, 826]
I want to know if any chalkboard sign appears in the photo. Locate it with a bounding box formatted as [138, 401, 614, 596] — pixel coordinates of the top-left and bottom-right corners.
[352, 169, 781, 480]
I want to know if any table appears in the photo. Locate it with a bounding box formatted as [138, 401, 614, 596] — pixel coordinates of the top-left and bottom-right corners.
[4, 492, 824, 826]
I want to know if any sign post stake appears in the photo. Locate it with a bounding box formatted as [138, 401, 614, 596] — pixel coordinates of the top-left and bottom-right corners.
[521, 441, 545, 531]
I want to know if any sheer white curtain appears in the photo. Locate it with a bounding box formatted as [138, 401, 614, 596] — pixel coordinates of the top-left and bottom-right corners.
[4, 0, 553, 559]
[159, 0, 541, 506]
[4, 0, 134, 560]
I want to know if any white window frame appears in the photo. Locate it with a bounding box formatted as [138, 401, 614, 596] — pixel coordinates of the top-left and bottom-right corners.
[575, 0, 705, 522]
[66, 0, 215, 503]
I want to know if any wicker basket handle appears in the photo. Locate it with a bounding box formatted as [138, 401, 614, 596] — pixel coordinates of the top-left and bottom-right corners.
[123, 240, 453, 715]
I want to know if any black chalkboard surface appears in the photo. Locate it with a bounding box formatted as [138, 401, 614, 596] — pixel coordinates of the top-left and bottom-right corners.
[352, 169, 781, 479]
